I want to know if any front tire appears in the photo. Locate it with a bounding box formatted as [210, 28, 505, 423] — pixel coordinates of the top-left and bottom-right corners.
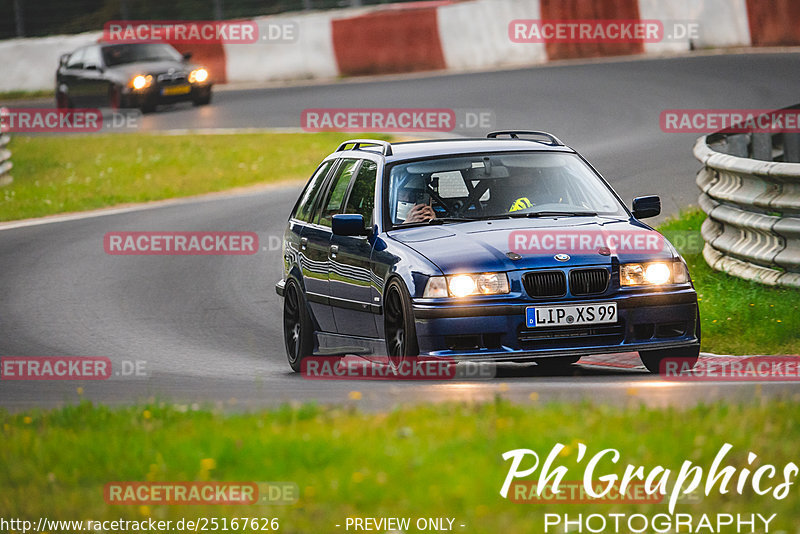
[193, 88, 212, 106]
[140, 99, 157, 113]
[383, 279, 419, 370]
[56, 91, 73, 110]
[283, 281, 314, 373]
[109, 85, 123, 110]
[640, 310, 701, 374]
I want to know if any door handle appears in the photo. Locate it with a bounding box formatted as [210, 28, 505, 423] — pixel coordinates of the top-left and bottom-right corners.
[330, 244, 339, 258]
[300, 237, 308, 250]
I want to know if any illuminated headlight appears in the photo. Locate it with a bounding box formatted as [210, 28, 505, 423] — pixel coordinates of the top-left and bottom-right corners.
[621, 261, 689, 286]
[423, 273, 510, 298]
[189, 68, 209, 83]
[131, 74, 153, 90]
[449, 275, 477, 297]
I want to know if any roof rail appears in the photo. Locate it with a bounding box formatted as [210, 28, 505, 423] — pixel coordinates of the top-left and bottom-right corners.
[487, 130, 564, 146]
[335, 139, 393, 156]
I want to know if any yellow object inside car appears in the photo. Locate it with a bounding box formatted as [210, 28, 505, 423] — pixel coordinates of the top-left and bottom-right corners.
[509, 197, 533, 212]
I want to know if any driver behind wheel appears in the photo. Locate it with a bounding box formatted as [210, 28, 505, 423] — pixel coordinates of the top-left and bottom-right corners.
[397, 183, 436, 223]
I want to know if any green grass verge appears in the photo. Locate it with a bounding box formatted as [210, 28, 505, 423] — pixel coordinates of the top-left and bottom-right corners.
[2, 400, 799, 533]
[0, 89, 54, 101]
[658, 209, 800, 355]
[0, 133, 390, 222]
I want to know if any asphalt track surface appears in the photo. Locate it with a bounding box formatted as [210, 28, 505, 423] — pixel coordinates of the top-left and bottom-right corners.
[1, 52, 800, 410]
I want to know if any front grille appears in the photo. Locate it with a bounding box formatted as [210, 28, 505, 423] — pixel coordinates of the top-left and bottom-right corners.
[569, 268, 610, 295]
[157, 72, 188, 85]
[523, 271, 566, 298]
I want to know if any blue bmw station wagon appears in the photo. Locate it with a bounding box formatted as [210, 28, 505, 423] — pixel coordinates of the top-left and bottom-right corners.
[276, 132, 700, 374]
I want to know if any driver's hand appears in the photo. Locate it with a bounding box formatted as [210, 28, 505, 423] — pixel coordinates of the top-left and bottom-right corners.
[404, 204, 436, 223]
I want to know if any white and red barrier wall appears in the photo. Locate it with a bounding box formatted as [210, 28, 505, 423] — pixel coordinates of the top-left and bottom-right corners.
[1, 0, 799, 93]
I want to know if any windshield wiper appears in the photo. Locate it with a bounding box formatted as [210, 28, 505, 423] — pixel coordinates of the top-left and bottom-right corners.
[485, 210, 598, 220]
[395, 217, 477, 228]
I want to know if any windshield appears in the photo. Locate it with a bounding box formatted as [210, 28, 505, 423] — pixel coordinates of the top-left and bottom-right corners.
[387, 152, 627, 226]
[101, 43, 182, 67]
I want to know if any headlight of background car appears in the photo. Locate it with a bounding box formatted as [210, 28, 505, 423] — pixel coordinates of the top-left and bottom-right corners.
[423, 273, 510, 298]
[131, 74, 153, 90]
[189, 68, 209, 83]
[620, 260, 689, 286]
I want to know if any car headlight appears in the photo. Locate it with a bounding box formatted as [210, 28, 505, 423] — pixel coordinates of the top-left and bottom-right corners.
[423, 273, 510, 298]
[620, 261, 689, 286]
[131, 75, 153, 90]
[189, 68, 209, 83]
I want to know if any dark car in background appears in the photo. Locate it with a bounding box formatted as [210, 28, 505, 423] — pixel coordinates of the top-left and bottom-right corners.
[276, 132, 701, 375]
[55, 42, 212, 112]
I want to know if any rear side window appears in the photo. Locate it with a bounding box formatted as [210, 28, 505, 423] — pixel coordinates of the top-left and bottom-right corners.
[344, 160, 377, 227]
[294, 160, 333, 222]
[316, 159, 359, 227]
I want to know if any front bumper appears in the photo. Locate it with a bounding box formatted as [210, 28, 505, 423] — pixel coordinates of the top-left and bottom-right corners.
[411, 288, 699, 361]
[124, 83, 211, 106]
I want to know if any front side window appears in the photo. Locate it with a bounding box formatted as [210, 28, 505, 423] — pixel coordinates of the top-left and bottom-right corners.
[344, 160, 377, 228]
[316, 159, 359, 227]
[387, 152, 626, 225]
[294, 160, 333, 222]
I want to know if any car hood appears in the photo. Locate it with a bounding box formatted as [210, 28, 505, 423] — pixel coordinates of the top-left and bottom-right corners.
[108, 60, 194, 80]
[387, 217, 676, 274]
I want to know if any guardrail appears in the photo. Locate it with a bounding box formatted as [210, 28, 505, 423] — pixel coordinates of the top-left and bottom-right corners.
[695, 109, 800, 288]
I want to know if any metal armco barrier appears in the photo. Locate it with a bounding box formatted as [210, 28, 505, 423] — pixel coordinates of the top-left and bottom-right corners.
[695, 114, 800, 288]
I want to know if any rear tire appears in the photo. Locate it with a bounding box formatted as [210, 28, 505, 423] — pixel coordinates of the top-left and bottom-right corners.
[283, 281, 315, 373]
[383, 279, 419, 370]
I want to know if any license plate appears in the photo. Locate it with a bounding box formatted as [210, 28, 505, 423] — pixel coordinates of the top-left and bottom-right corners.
[526, 302, 617, 327]
[162, 85, 190, 96]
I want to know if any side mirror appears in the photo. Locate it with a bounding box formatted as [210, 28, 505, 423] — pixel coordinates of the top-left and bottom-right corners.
[332, 214, 368, 236]
[632, 195, 661, 219]
[182, 52, 192, 61]
[59, 54, 70, 67]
